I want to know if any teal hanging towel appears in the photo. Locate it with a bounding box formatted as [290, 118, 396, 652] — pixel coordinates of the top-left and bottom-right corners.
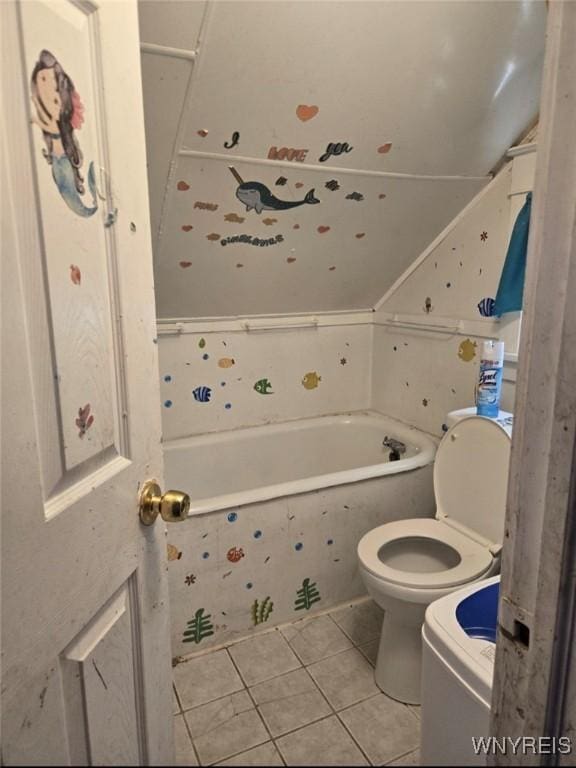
[493, 192, 532, 316]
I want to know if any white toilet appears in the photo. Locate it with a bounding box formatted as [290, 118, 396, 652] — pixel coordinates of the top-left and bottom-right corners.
[357, 413, 511, 705]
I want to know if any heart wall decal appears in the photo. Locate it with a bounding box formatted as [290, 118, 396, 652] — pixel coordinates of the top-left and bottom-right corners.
[296, 105, 319, 122]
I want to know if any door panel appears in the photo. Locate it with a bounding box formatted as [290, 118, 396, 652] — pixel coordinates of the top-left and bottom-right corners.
[62, 580, 142, 766]
[1, 1, 173, 764]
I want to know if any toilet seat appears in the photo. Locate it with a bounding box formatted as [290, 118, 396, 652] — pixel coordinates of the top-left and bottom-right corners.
[358, 519, 493, 590]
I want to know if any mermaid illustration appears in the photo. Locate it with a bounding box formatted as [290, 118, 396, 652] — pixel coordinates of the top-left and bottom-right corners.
[30, 50, 98, 217]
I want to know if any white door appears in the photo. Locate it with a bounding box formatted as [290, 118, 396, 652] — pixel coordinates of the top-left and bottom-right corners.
[1, 1, 175, 764]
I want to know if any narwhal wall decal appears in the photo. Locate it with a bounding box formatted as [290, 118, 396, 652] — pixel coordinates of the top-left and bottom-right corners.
[229, 167, 320, 214]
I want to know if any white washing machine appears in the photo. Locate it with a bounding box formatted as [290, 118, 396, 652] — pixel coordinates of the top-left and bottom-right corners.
[420, 575, 500, 766]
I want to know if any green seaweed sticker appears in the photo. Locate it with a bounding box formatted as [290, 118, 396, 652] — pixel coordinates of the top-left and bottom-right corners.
[251, 596, 274, 626]
[183, 608, 214, 644]
[295, 578, 321, 611]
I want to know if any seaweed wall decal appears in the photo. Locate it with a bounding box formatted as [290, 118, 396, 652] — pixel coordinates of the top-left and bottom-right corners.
[294, 578, 321, 611]
[251, 596, 274, 625]
[183, 608, 214, 644]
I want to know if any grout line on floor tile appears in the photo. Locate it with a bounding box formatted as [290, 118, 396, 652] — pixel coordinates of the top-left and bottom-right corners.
[226, 647, 275, 744]
[334, 711, 375, 766]
[381, 746, 420, 766]
[356, 645, 377, 667]
[173, 682, 183, 713]
[300, 664, 337, 713]
[178, 709, 202, 766]
[242, 666, 338, 744]
[335, 689, 383, 715]
[272, 714, 338, 763]
[205, 740, 277, 767]
[406, 704, 421, 721]
[205, 744, 262, 767]
[282, 621, 355, 667]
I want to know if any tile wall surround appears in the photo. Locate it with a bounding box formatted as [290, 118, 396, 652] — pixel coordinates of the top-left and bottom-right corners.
[373, 152, 536, 435]
[158, 320, 372, 440]
[168, 467, 434, 659]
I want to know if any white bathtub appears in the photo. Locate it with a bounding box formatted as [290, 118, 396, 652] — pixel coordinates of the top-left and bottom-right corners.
[164, 411, 437, 516]
[164, 411, 437, 656]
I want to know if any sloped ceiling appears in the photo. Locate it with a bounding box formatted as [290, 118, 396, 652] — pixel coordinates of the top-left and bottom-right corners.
[139, 0, 546, 319]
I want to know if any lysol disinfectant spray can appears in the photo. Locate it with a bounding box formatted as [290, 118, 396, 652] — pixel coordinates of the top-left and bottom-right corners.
[476, 340, 505, 418]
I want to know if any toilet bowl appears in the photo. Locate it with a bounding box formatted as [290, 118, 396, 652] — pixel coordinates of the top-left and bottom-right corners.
[357, 415, 511, 704]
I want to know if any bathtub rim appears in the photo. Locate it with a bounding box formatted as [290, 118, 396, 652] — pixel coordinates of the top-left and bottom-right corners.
[162, 410, 438, 517]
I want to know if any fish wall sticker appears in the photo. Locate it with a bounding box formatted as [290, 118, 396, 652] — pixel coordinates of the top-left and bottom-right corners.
[458, 339, 477, 362]
[30, 50, 98, 217]
[478, 297, 495, 317]
[302, 372, 321, 389]
[70, 264, 81, 284]
[319, 142, 353, 163]
[378, 143, 393, 154]
[228, 167, 319, 214]
[254, 378, 274, 394]
[167, 543, 182, 561]
[193, 386, 212, 402]
[227, 546, 245, 563]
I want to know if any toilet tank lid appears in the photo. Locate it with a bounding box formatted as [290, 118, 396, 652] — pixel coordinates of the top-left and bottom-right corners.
[446, 408, 514, 434]
[434, 416, 511, 549]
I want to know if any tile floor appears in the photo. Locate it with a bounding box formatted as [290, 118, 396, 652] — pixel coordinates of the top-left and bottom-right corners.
[172, 599, 421, 766]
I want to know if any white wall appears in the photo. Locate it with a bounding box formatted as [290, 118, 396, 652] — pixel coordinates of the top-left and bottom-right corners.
[158, 315, 372, 440]
[156, 151, 536, 441]
[139, 0, 545, 319]
[372, 149, 536, 436]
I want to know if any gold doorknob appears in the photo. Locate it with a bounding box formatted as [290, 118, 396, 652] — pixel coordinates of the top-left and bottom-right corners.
[139, 480, 190, 526]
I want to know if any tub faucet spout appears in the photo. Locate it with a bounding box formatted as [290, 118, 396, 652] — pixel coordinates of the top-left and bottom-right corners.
[383, 436, 406, 462]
